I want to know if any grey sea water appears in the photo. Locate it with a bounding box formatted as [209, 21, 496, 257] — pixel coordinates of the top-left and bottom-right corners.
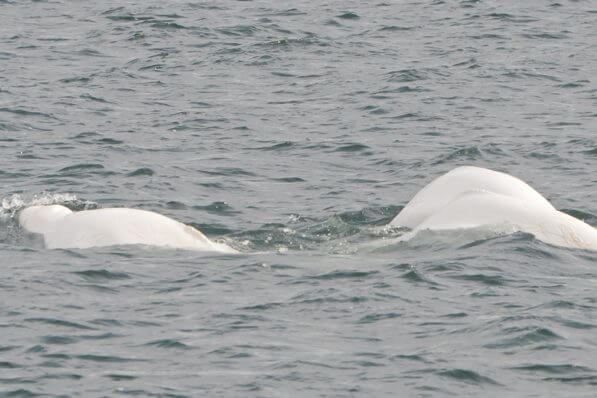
[1, 0, 596, 396]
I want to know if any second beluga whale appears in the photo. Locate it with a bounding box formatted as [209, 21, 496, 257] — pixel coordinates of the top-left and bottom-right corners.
[390, 166, 597, 251]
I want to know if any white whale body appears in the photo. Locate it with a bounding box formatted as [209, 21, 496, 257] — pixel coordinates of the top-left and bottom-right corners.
[19, 205, 237, 253]
[390, 166, 597, 250]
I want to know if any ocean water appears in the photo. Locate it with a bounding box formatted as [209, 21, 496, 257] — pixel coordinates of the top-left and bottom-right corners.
[1, 0, 597, 396]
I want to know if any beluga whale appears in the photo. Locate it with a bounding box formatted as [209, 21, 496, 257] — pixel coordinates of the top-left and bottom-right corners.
[390, 166, 597, 251]
[19, 205, 237, 253]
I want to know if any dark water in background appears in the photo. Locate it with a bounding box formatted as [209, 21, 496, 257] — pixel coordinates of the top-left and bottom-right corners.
[1, 0, 597, 396]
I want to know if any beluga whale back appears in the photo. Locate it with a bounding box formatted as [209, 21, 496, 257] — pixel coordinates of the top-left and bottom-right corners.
[19, 205, 237, 253]
[390, 166, 597, 251]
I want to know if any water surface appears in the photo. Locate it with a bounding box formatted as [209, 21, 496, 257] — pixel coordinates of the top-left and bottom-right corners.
[1, 0, 596, 396]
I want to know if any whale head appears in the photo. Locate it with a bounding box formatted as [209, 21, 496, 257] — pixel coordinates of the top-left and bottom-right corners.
[19, 204, 73, 235]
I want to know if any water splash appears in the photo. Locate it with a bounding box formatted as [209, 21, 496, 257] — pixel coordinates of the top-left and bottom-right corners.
[0, 193, 96, 221]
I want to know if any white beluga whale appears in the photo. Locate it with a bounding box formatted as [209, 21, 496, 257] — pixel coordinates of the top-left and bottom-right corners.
[19, 205, 237, 253]
[390, 166, 597, 250]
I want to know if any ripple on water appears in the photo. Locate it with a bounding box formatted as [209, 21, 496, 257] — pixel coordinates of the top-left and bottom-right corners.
[75, 354, 144, 363]
[270, 176, 305, 183]
[310, 270, 379, 281]
[357, 312, 401, 324]
[144, 339, 190, 349]
[436, 368, 501, 386]
[38, 373, 83, 381]
[0, 107, 59, 120]
[58, 163, 115, 178]
[25, 318, 95, 331]
[333, 143, 371, 153]
[447, 273, 510, 287]
[0, 361, 21, 369]
[40, 335, 77, 345]
[1, 389, 40, 398]
[484, 327, 562, 349]
[511, 363, 594, 375]
[432, 146, 483, 165]
[337, 11, 359, 19]
[104, 373, 138, 381]
[127, 167, 154, 177]
[379, 25, 415, 32]
[72, 269, 131, 281]
[400, 268, 438, 286]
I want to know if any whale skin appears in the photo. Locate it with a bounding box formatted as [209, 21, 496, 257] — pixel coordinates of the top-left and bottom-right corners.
[19, 205, 236, 253]
[390, 166, 597, 250]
